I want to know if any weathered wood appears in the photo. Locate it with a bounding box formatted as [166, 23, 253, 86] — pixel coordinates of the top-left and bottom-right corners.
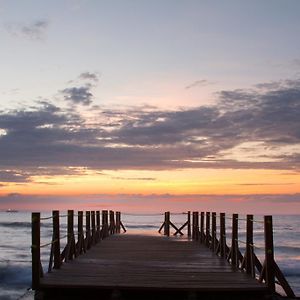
[158, 221, 165, 233]
[77, 211, 85, 254]
[96, 211, 101, 240]
[219, 213, 226, 258]
[211, 212, 217, 252]
[120, 221, 127, 233]
[169, 220, 183, 235]
[245, 215, 254, 274]
[52, 210, 61, 269]
[200, 212, 204, 243]
[85, 211, 91, 249]
[39, 235, 269, 298]
[32, 210, 296, 299]
[230, 214, 239, 267]
[174, 221, 187, 236]
[205, 212, 211, 247]
[187, 211, 191, 237]
[109, 210, 115, 234]
[115, 211, 120, 234]
[164, 212, 170, 236]
[192, 212, 199, 240]
[32, 212, 41, 289]
[67, 210, 76, 260]
[102, 210, 109, 238]
[273, 261, 295, 298]
[91, 211, 96, 244]
[264, 215, 275, 293]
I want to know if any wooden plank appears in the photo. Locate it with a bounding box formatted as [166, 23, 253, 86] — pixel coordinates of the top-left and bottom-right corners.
[40, 235, 268, 293]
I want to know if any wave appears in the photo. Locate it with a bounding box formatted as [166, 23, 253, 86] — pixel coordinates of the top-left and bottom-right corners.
[275, 246, 300, 255]
[282, 268, 300, 277]
[0, 264, 31, 286]
[0, 222, 31, 228]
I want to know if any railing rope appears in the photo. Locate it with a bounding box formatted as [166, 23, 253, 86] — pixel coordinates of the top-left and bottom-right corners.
[31, 209, 123, 291]
[194, 212, 295, 298]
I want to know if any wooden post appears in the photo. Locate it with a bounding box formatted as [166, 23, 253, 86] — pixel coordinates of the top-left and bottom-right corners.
[32, 212, 41, 289]
[102, 210, 109, 238]
[67, 210, 75, 260]
[264, 215, 275, 292]
[220, 213, 226, 258]
[205, 212, 210, 247]
[246, 214, 253, 274]
[164, 212, 170, 236]
[231, 214, 239, 267]
[91, 211, 96, 243]
[96, 211, 101, 241]
[86, 211, 91, 249]
[120, 212, 127, 233]
[187, 211, 191, 237]
[53, 210, 61, 269]
[192, 212, 199, 240]
[200, 212, 204, 243]
[211, 212, 216, 251]
[192, 212, 195, 239]
[116, 212, 121, 234]
[109, 210, 115, 234]
[77, 211, 85, 254]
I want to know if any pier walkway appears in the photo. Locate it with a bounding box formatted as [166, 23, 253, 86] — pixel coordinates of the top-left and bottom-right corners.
[31, 210, 296, 300]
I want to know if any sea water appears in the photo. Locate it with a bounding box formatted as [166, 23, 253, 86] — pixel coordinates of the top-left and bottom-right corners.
[0, 212, 299, 300]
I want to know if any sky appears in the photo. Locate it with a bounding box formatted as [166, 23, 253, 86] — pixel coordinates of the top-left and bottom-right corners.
[0, 0, 300, 213]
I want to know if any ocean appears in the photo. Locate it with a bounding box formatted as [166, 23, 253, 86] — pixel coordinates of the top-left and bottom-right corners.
[0, 212, 299, 300]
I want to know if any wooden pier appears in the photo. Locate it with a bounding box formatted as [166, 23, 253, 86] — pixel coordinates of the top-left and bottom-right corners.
[31, 210, 296, 300]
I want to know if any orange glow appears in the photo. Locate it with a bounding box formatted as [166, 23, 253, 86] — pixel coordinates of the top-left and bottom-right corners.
[1, 168, 299, 197]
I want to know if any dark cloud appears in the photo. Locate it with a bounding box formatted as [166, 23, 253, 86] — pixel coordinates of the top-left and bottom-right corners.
[5, 20, 49, 40]
[0, 77, 300, 182]
[61, 86, 93, 105]
[79, 72, 99, 82]
[185, 79, 212, 89]
[0, 170, 30, 183]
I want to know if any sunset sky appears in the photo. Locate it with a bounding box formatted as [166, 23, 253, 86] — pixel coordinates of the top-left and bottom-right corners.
[0, 0, 300, 213]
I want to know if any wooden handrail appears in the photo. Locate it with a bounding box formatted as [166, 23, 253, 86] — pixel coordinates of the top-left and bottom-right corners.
[159, 211, 296, 298]
[31, 209, 125, 290]
[196, 211, 295, 298]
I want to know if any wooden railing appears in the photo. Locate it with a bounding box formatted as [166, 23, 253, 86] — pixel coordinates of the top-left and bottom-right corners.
[159, 211, 295, 298]
[31, 210, 126, 290]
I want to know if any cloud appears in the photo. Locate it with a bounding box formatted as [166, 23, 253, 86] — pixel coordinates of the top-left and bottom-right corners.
[61, 86, 93, 105]
[185, 79, 214, 89]
[79, 72, 100, 82]
[5, 20, 49, 40]
[0, 77, 300, 182]
[0, 170, 30, 183]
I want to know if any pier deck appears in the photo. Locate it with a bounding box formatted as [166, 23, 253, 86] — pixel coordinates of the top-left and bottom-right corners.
[39, 234, 268, 299]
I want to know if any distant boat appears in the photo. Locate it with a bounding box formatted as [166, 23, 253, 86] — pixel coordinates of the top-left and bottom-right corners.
[6, 209, 18, 213]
